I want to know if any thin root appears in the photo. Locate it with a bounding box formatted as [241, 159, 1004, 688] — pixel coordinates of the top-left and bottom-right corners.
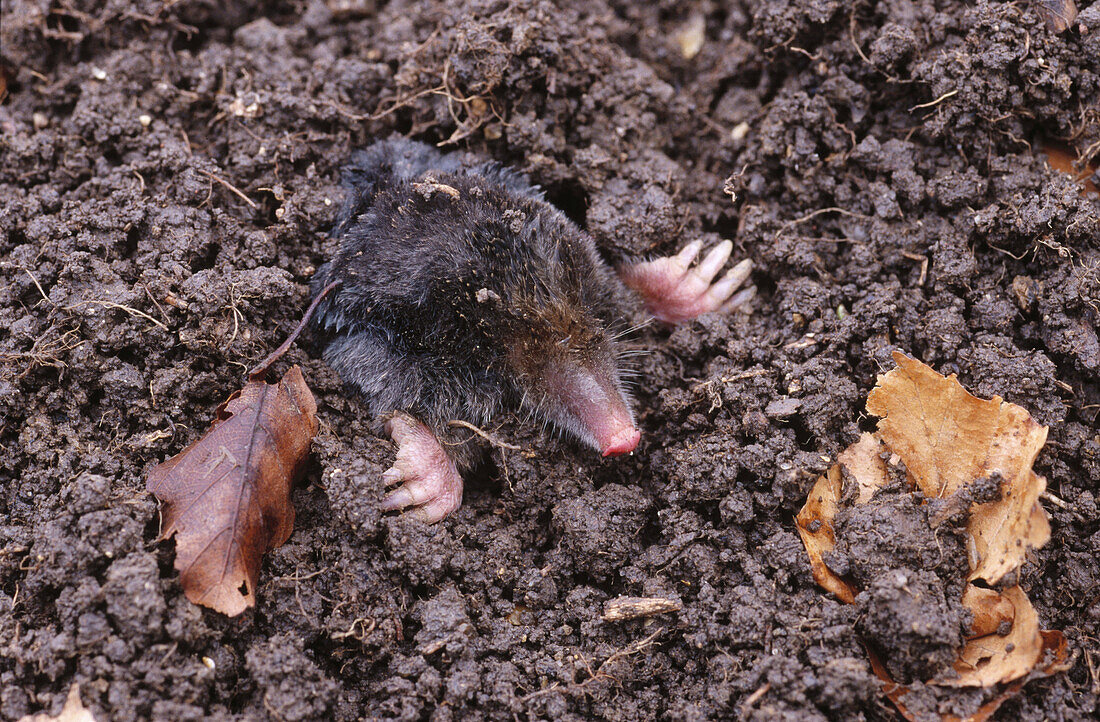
[198, 170, 258, 209]
[65, 300, 169, 331]
[446, 420, 522, 450]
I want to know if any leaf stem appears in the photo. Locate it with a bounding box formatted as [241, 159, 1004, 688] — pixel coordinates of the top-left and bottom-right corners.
[249, 281, 340, 380]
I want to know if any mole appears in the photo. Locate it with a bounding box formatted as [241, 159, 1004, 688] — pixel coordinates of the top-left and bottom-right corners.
[312, 136, 754, 522]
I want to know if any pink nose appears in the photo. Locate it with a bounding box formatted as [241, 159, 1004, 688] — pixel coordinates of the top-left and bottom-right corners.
[601, 426, 641, 457]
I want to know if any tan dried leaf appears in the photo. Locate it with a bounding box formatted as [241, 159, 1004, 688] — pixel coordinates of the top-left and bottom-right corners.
[18, 684, 96, 722]
[796, 352, 1067, 713]
[866, 351, 1050, 584]
[147, 365, 317, 616]
[941, 586, 1043, 687]
[796, 465, 853, 604]
[796, 433, 886, 604]
[963, 585, 1016, 639]
[837, 432, 889, 504]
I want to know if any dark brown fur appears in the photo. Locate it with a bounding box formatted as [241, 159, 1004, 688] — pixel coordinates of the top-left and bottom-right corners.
[312, 137, 638, 467]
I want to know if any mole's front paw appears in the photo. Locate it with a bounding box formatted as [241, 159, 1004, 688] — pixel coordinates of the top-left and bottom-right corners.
[379, 412, 463, 523]
[619, 239, 755, 324]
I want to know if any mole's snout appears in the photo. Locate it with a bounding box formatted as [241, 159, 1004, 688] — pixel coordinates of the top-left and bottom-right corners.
[545, 362, 640, 457]
[601, 425, 641, 457]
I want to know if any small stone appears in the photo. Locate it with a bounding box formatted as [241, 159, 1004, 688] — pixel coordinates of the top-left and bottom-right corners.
[139, 114, 152, 127]
[468, 97, 488, 116]
[673, 13, 706, 59]
[765, 397, 802, 419]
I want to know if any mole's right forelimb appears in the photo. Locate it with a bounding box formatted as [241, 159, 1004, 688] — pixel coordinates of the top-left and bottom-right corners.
[619, 240, 755, 324]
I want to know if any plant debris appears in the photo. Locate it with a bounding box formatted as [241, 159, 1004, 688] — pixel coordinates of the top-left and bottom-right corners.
[797, 352, 1068, 718]
[602, 595, 683, 621]
[146, 286, 334, 615]
[865, 352, 1051, 587]
[147, 365, 316, 615]
[1032, 0, 1079, 32]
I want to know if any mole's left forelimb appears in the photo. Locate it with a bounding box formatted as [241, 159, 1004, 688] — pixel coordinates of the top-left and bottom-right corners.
[379, 412, 464, 523]
[619, 240, 755, 324]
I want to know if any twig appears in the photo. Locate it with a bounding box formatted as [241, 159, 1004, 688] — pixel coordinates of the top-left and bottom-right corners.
[602, 596, 682, 621]
[1041, 491, 1069, 510]
[249, 281, 340, 380]
[741, 682, 772, 717]
[198, 170, 258, 209]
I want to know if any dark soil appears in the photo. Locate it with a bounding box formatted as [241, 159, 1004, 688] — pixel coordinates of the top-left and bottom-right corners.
[2, 1, 1099, 720]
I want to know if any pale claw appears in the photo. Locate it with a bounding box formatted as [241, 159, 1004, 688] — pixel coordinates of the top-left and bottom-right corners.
[619, 240, 755, 324]
[378, 412, 463, 523]
[720, 284, 756, 313]
[694, 240, 733, 286]
[706, 259, 753, 306]
[674, 239, 704, 267]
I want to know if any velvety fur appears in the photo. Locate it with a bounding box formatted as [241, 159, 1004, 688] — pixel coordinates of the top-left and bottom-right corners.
[312, 136, 636, 468]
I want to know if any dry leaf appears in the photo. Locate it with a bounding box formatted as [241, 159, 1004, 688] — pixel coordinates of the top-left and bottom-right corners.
[868, 647, 1025, 722]
[796, 464, 857, 604]
[19, 684, 96, 722]
[796, 352, 1067, 717]
[869, 622, 1069, 720]
[147, 365, 317, 615]
[795, 433, 886, 604]
[943, 586, 1042, 687]
[963, 585, 1015, 638]
[866, 352, 1050, 585]
[838, 432, 889, 504]
[1033, 0, 1078, 32]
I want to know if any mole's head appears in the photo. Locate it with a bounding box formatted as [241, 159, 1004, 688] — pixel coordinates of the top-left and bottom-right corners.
[503, 300, 640, 457]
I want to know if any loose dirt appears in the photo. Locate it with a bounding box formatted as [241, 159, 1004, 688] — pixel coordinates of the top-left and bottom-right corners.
[2, 1, 1098, 720]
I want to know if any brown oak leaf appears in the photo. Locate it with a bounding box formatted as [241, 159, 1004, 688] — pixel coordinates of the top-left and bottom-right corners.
[1032, 0, 1078, 33]
[795, 432, 885, 604]
[147, 365, 317, 616]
